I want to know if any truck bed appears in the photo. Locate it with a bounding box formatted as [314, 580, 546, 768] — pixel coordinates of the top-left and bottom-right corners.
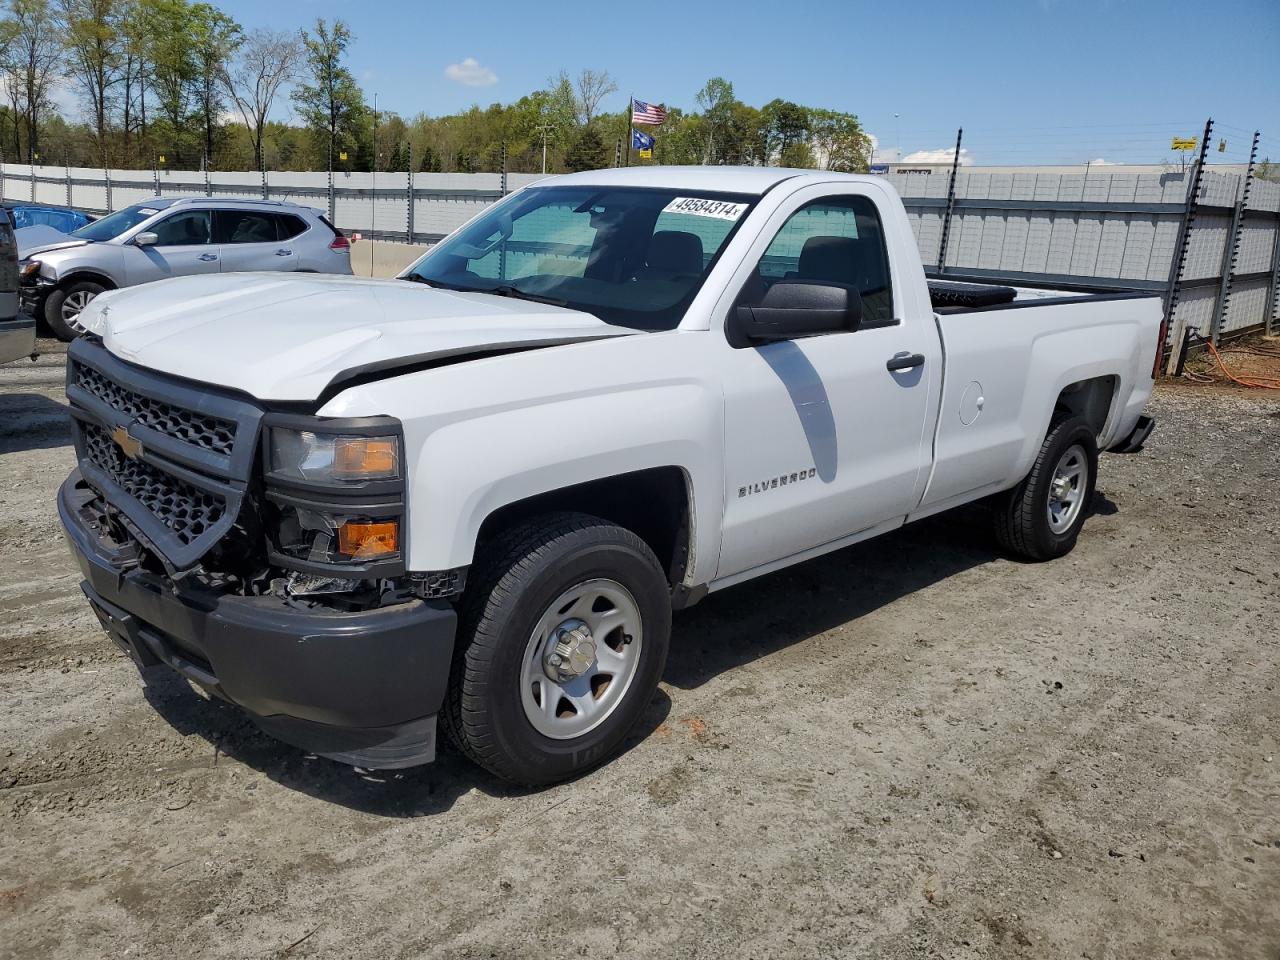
[929, 279, 1157, 315]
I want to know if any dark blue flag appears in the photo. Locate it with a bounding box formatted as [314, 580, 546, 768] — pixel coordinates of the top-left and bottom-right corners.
[632, 128, 654, 150]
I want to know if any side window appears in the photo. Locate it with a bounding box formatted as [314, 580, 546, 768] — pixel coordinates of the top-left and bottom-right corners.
[275, 214, 308, 240]
[743, 195, 894, 327]
[150, 210, 212, 246]
[213, 210, 277, 244]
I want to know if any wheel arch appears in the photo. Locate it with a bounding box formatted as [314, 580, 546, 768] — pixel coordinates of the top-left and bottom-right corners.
[474, 466, 695, 594]
[1053, 374, 1118, 439]
[56, 269, 118, 291]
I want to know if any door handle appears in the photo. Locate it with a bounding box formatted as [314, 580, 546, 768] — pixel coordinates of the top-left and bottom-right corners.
[197, 253, 218, 262]
[275, 248, 293, 256]
[886, 353, 926, 372]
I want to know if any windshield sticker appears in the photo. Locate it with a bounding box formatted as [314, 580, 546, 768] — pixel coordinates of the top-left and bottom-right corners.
[138, 208, 158, 215]
[661, 197, 748, 221]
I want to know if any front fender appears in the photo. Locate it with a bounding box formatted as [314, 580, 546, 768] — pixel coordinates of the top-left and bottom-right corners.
[414, 383, 720, 578]
[318, 333, 727, 583]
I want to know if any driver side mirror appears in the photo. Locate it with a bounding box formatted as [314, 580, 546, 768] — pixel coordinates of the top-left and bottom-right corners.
[735, 280, 863, 343]
[133, 231, 158, 247]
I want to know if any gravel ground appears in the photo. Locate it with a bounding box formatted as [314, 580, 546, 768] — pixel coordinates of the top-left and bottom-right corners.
[1, 340, 1278, 960]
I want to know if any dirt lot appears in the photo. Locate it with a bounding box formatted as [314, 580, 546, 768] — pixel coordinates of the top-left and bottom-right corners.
[1, 340, 1278, 960]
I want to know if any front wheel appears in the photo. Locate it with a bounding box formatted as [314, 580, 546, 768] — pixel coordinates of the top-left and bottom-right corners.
[45, 280, 106, 341]
[442, 512, 672, 786]
[993, 415, 1098, 561]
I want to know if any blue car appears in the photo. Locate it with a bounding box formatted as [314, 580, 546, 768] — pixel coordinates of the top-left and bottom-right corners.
[6, 204, 93, 233]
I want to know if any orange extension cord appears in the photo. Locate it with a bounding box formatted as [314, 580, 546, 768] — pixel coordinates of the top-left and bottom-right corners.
[1194, 340, 1280, 390]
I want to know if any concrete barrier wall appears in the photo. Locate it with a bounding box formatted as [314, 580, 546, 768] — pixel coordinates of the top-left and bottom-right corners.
[3, 162, 1277, 338]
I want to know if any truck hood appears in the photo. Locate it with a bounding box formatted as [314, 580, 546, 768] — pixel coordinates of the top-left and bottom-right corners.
[82, 273, 639, 401]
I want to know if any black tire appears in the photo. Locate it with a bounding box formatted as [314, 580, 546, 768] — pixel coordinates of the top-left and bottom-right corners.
[993, 415, 1098, 561]
[45, 280, 105, 341]
[442, 512, 672, 786]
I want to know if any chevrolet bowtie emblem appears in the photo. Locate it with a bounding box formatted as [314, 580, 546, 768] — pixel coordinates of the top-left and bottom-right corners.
[111, 424, 143, 460]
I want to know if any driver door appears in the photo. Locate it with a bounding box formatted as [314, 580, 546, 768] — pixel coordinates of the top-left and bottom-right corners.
[715, 185, 942, 581]
[123, 209, 220, 285]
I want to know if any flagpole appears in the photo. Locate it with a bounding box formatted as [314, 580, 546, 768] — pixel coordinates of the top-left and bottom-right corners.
[625, 93, 632, 167]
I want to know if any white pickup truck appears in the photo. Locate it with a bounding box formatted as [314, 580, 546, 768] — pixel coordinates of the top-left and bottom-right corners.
[59, 167, 1161, 785]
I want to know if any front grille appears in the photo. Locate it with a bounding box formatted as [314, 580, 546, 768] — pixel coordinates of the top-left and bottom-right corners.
[82, 421, 227, 546]
[73, 361, 237, 456]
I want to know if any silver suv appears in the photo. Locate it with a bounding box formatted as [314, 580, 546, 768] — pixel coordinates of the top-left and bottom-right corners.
[20, 197, 353, 339]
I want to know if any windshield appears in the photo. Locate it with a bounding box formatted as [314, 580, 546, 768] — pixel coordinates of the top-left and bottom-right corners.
[402, 185, 757, 330]
[70, 203, 161, 242]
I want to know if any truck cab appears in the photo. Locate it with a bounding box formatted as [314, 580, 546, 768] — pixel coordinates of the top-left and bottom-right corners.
[58, 167, 1162, 785]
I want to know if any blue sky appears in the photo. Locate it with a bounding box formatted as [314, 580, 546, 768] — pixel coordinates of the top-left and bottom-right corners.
[213, 0, 1279, 166]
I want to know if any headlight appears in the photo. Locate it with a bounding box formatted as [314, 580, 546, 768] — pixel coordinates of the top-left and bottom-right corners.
[268, 428, 401, 483]
[19, 259, 41, 281]
[262, 421, 405, 574]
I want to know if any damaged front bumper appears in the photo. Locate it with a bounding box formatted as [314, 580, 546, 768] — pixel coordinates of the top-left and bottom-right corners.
[59, 472, 457, 769]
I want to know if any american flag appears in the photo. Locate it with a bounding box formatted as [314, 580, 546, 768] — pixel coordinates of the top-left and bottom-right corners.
[631, 98, 667, 125]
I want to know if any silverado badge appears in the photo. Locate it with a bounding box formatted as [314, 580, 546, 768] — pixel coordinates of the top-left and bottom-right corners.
[111, 424, 143, 460]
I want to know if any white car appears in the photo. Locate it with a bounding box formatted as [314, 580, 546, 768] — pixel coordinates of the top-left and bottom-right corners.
[20, 196, 352, 340]
[58, 167, 1161, 784]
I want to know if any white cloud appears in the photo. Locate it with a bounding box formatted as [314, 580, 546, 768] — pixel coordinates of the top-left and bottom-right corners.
[867, 134, 902, 164]
[901, 147, 974, 165]
[1087, 157, 1116, 165]
[444, 57, 498, 87]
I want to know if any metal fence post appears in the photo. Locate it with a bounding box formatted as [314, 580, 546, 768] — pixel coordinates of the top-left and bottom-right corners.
[1, 150, 7, 204]
[935, 127, 963, 274]
[1164, 118, 1214, 376]
[104, 165, 112, 212]
[327, 162, 335, 221]
[65, 154, 72, 208]
[614, 138, 622, 168]
[1209, 130, 1259, 344]
[260, 149, 268, 200]
[500, 141, 508, 197]
[153, 159, 160, 197]
[1267, 226, 1280, 337]
[203, 155, 211, 196]
[406, 142, 414, 244]
[30, 161, 36, 202]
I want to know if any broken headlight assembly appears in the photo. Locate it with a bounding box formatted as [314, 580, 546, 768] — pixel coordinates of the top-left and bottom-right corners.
[261, 418, 406, 581]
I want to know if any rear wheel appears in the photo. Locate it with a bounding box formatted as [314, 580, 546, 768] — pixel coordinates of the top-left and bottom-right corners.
[442, 512, 672, 786]
[993, 415, 1098, 561]
[45, 280, 105, 341]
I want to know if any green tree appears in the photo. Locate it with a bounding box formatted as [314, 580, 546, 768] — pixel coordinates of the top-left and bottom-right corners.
[761, 98, 809, 161]
[694, 76, 737, 164]
[564, 124, 606, 172]
[188, 2, 239, 165]
[808, 108, 872, 172]
[291, 17, 366, 169]
[2, 0, 62, 161]
[59, 0, 122, 164]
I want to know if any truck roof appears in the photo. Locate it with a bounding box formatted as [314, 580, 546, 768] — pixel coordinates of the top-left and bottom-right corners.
[546, 165, 883, 196]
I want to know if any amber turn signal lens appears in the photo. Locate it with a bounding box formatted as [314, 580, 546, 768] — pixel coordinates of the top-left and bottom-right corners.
[337, 520, 399, 558]
[333, 437, 398, 478]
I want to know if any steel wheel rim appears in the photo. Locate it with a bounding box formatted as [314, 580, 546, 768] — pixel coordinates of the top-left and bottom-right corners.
[519, 578, 644, 740]
[1047, 443, 1088, 534]
[61, 290, 96, 333]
